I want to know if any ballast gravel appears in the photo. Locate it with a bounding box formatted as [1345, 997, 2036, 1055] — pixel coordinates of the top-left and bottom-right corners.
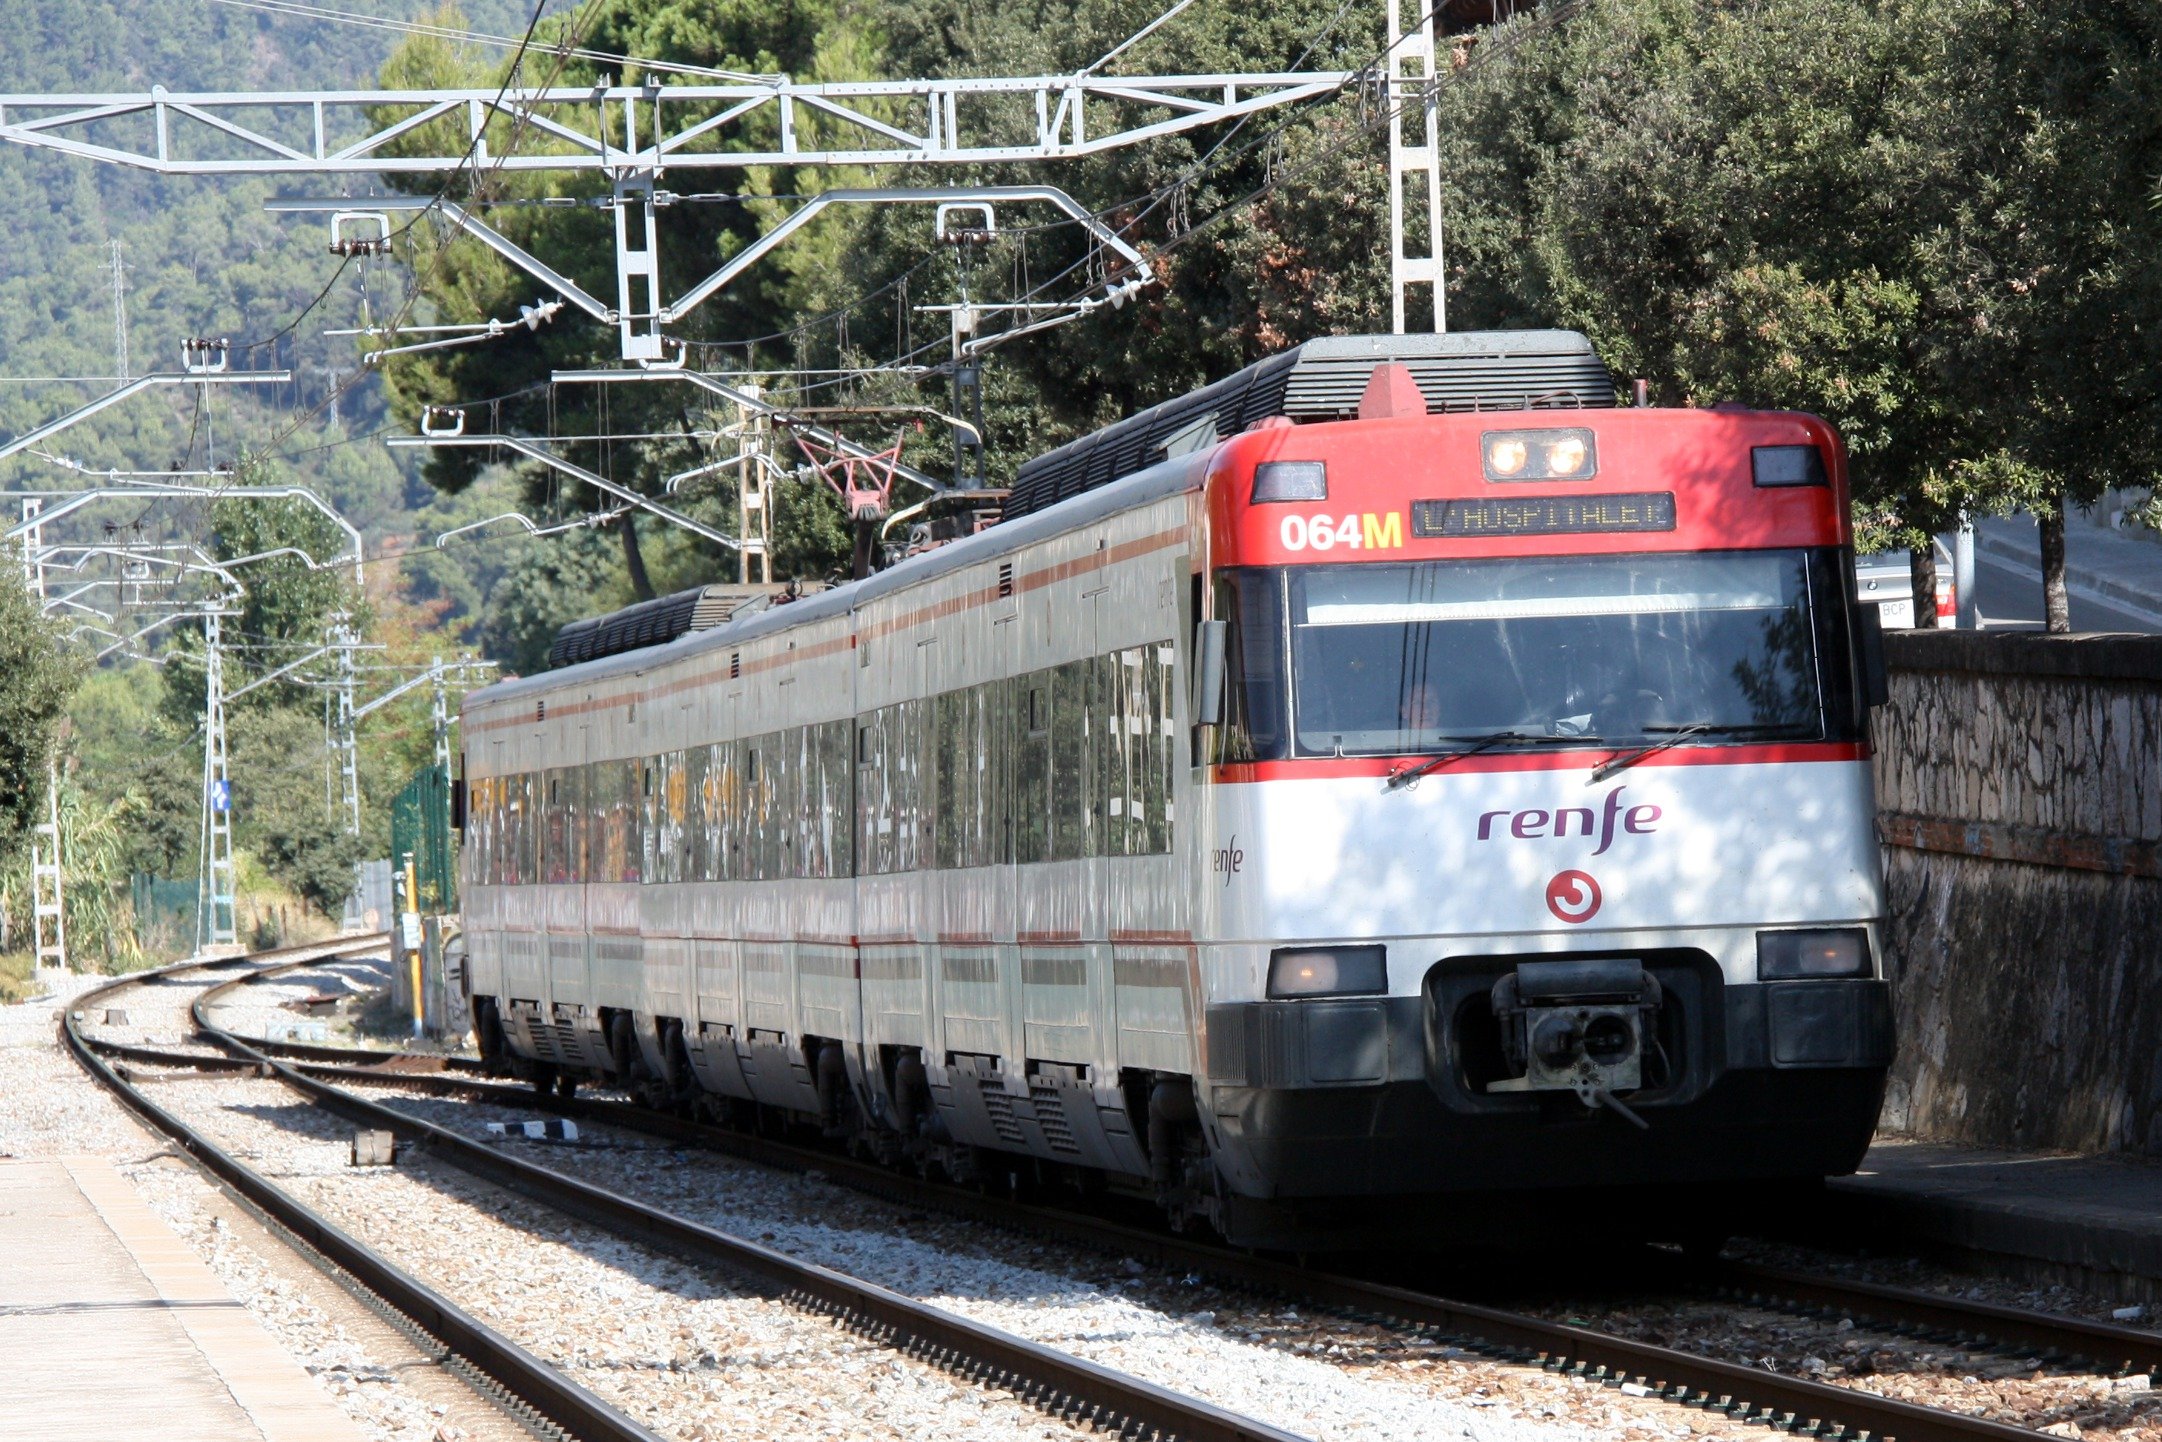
[0, 969, 516, 1441]
[364, 1087, 1743, 1442]
[144, 1072, 1113, 1442]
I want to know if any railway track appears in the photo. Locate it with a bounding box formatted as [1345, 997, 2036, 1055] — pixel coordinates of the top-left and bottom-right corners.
[70, 947, 1310, 1442]
[98, 950, 2162, 1442]
[64, 941, 672, 1442]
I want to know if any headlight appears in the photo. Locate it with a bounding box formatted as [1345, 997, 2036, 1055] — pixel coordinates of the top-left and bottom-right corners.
[1486, 437, 1529, 477]
[1267, 944, 1387, 998]
[1251, 460, 1328, 503]
[1481, 427, 1597, 482]
[1756, 927, 1870, 980]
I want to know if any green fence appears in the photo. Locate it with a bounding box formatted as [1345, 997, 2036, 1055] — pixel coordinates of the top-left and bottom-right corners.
[130, 874, 197, 949]
[390, 763, 457, 914]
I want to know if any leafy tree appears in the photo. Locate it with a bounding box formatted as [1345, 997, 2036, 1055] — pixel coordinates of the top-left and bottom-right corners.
[1895, 1, 2162, 630]
[368, 0, 863, 592]
[770, 476, 854, 584]
[0, 549, 84, 862]
[0, 776, 147, 969]
[479, 525, 628, 676]
[1416, 0, 2162, 630]
[229, 707, 366, 916]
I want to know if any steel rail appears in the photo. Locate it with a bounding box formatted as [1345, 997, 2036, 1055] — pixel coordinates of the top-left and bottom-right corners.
[179, 973, 1309, 1442]
[62, 942, 671, 1442]
[1708, 1260, 2162, 1378]
[184, 965, 2133, 1441]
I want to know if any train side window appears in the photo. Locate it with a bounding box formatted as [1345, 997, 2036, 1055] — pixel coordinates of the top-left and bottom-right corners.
[1012, 675, 1050, 865]
[540, 769, 557, 883]
[804, 718, 852, 879]
[494, 775, 512, 885]
[1209, 570, 1290, 764]
[942, 684, 1003, 870]
[504, 774, 527, 884]
[592, 758, 636, 884]
[748, 735, 777, 881]
[785, 728, 806, 880]
[777, 727, 804, 878]
[683, 744, 712, 882]
[1091, 653, 1125, 856]
[641, 756, 662, 883]
[472, 776, 492, 885]
[543, 765, 580, 884]
[856, 712, 892, 876]
[715, 740, 745, 882]
[579, 763, 600, 883]
[1051, 659, 1090, 861]
[907, 701, 928, 872]
[934, 691, 967, 870]
[622, 757, 644, 883]
[1146, 643, 1176, 851]
[647, 750, 687, 885]
[469, 776, 493, 885]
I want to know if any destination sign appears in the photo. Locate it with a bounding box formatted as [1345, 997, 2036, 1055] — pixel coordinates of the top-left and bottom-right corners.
[1411, 492, 1678, 539]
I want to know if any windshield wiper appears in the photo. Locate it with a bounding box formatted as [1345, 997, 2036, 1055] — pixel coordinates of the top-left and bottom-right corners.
[1386, 730, 1587, 791]
[1588, 723, 1804, 784]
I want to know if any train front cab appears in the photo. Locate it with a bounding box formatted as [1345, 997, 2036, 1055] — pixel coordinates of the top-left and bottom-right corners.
[1185, 400, 1895, 1244]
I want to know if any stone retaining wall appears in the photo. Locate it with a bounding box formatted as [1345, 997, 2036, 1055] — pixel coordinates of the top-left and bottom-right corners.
[1874, 631, 2162, 1153]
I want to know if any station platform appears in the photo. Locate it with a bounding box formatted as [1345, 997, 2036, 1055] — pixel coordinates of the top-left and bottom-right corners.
[1823, 1140, 2162, 1302]
[0, 1155, 364, 1442]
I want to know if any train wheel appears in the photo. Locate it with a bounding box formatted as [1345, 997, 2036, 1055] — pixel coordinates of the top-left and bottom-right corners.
[473, 996, 506, 1069]
[657, 1019, 697, 1109]
[528, 1061, 558, 1097]
[554, 1073, 579, 1100]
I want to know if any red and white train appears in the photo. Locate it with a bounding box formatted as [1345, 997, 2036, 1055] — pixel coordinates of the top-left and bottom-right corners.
[458, 330, 1893, 1246]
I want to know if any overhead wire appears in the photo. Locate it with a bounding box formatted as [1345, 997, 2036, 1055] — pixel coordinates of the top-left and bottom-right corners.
[1077, 0, 1207, 77]
[237, 0, 611, 466]
[133, 0, 1560, 582]
[201, 0, 778, 82]
[62, 0, 599, 609]
[913, 0, 1572, 361]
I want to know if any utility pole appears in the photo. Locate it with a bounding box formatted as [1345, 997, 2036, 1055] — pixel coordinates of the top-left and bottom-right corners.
[950, 304, 985, 488]
[198, 609, 237, 953]
[1386, 0, 1446, 334]
[108, 238, 130, 379]
[735, 385, 772, 585]
[21, 498, 66, 975]
[430, 657, 452, 776]
[330, 614, 362, 836]
[329, 615, 365, 932]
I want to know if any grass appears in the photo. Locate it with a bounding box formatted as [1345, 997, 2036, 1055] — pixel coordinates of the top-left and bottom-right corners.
[0, 951, 32, 1004]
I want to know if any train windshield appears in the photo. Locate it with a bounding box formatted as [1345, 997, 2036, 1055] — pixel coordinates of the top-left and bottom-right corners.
[1212, 549, 1860, 762]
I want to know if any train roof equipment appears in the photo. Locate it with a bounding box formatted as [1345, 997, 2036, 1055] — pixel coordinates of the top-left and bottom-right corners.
[547, 582, 828, 670]
[999, 330, 1614, 521]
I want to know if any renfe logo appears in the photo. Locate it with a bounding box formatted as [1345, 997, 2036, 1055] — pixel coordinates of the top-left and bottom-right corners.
[1546, 870, 1603, 923]
[1477, 786, 1662, 858]
[1211, 834, 1244, 886]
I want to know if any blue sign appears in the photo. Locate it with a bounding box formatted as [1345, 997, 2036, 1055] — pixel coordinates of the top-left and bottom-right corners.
[211, 779, 231, 813]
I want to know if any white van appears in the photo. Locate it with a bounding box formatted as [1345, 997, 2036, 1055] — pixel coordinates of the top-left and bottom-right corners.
[1855, 541, 1954, 628]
